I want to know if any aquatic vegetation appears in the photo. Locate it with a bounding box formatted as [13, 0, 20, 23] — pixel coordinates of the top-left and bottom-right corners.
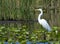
[0, 24, 60, 43]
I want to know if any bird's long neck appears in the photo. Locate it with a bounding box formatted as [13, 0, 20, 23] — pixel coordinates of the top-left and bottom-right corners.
[38, 10, 43, 20]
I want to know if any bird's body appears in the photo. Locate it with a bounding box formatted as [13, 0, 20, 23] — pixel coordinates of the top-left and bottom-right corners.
[38, 19, 51, 31]
[37, 9, 51, 32]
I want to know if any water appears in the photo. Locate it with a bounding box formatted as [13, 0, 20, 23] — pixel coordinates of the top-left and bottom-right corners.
[4, 42, 8, 44]
[16, 42, 20, 44]
[36, 42, 48, 44]
[26, 40, 32, 44]
[3, 41, 59, 44]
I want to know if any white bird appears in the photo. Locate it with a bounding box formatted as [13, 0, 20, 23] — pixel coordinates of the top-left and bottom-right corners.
[36, 9, 51, 32]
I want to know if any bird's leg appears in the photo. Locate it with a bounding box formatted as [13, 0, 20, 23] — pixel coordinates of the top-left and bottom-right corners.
[43, 32, 46, 40]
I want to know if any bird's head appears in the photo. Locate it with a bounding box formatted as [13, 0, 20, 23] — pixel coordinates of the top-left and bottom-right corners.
[36, 9, 42, 11]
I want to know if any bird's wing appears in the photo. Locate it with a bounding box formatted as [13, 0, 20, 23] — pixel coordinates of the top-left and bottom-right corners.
[40, 19, 51, 31]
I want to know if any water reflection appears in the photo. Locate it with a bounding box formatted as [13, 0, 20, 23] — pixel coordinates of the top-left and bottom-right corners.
[36, 42, 48, 44]
[26, 40, 32, 44]
[4, 41, 59, 44]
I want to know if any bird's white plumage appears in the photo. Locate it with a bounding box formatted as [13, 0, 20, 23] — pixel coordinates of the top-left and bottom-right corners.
[38, 19, 51, 31]
[37, 9, 51, 32]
